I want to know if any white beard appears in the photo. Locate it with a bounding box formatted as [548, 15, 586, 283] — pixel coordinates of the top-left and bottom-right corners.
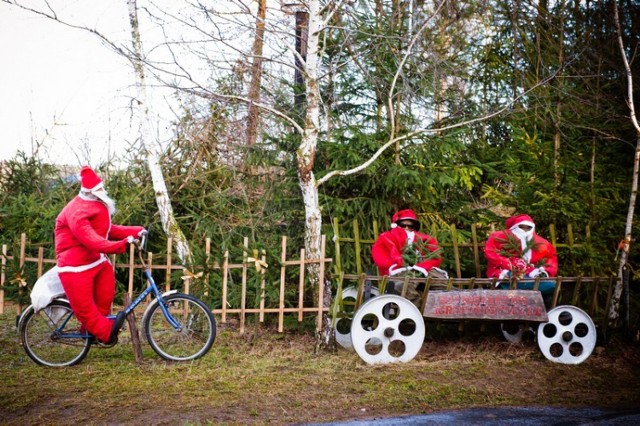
[405, 230, 415, 245]
[510, 224, 535, 262]
[80, 189, 116, 216]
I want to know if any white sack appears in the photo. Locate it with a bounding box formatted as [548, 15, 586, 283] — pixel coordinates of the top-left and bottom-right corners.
[30, 266, 66, 312]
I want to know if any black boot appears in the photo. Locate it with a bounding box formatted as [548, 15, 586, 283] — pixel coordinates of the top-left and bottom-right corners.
[107, 311, 127, 345]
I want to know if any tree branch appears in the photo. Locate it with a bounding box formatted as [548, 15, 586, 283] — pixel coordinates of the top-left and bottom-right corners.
[316, 72, 558, 188]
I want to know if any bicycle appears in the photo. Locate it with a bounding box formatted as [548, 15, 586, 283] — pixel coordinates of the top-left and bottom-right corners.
[18, 235, 216, 367]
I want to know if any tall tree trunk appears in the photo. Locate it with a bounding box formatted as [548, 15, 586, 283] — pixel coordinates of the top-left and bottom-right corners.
[392, 0, 404, 165]
[246, 0, 267, 147]
[296, 0, 331, 344]
[590, 58, 602, 225]
[552, 0, 565, 199]
[611, 1, 640, 321]
[510, 0, 522, 99]
[126, 0, 192, 267]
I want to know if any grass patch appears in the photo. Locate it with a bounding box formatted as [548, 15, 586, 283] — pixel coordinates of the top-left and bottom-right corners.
[1, 310, 639, 424]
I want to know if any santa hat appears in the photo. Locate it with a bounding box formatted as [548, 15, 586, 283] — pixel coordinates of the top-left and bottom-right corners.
[79, 166, 104, 192]
[505, 214, 535, 231]
[391, 209, 420, 231]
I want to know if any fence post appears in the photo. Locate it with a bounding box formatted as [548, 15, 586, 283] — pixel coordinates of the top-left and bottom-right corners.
[333, 218, 342, 275]
[205, 238, 211, 298]
[471, 224, 481, 278]
[278, 236, 287, 333]
[222, 250, 229, 324]
[240, 237, 248, 334]
[18, 233, 26, 315]
[549, 224, 557, 247]
[0, 244, 6, 314]
[164, 237, 173, 291]
[450, 224, 461, 279]
[128, 243, 135, 297]
[353, 220, 362, 275]
[298, 247, 305, 322]
[146, 251, 153, 304]
[259, 249, 267, 323]
[37, 247, 44, 277]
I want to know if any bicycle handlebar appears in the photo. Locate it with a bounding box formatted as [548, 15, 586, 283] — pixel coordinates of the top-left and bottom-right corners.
[131, 225, 151, 268]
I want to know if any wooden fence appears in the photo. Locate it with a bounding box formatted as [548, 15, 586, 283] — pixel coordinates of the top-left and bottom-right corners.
[331, 218, 618, 327]
[0, 220, 619, 333]
[0, 233, 332, 333]
[331, 218, 599, 278]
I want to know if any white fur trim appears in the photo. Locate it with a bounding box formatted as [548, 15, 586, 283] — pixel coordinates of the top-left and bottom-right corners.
[78, 192, 101, 201]
[80, 182, 104, 192]
[509, 220, 535, 231]
[57, 254, 108, 273]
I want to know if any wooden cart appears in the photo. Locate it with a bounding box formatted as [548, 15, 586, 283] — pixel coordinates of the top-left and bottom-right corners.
[333, 275, 615, 365]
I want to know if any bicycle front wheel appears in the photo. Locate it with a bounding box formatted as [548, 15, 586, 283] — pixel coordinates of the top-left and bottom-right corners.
[19, 300, 91, 367]
[144, 293, 216, 361]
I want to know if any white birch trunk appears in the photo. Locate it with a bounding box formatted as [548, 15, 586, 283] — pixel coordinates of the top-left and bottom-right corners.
[126, 0, 192, 266]
[297, 0, 332, 343]
[611, 2, 640, 320]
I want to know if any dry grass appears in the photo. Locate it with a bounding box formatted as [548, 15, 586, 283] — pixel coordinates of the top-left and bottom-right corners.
[1, 310, 639, 425]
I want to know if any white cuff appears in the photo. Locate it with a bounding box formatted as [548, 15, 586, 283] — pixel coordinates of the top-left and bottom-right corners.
[412, 265, 428, 276]
[389, 266, 408, 276]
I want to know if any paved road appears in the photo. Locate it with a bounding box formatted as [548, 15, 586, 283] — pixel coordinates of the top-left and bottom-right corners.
[314, 407, 640, 425]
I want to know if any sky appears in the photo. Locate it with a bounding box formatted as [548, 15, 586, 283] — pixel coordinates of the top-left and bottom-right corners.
[0, 1, 172, 167]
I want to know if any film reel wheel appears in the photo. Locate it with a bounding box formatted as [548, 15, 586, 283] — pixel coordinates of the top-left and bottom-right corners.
[350, 295, 425, 364]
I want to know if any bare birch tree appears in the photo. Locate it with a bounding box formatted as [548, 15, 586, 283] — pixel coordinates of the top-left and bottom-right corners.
[126, 0, 192, 266]
[2, 0, 193, 266]
[610, 1, 640, 321]
[290, 0, 330, 342]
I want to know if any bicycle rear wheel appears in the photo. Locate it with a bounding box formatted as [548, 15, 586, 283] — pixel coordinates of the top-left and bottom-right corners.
[144, 293, 216, 361]
[19, 299, 91, 367]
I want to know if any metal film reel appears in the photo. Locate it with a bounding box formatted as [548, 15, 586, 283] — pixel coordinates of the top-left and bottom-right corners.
[350, 294, 425, 364]
[334, 286, 379, 349]
[500, 322, 534, 344]
[537, 305, 597, 364]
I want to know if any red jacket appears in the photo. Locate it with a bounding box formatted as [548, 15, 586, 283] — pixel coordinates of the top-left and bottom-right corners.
[55, 196, 143, 270]
[484, 230, 558, 278]
[372, 227, 442, 276]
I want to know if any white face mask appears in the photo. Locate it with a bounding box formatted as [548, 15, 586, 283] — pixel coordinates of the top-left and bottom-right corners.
[510, 221, 535, 261]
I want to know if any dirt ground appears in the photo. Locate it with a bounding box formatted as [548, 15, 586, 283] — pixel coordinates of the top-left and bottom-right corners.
[2, 311, 640, 425]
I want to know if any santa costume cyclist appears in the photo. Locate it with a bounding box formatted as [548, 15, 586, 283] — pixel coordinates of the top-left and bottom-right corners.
[55, 166, 146, 344]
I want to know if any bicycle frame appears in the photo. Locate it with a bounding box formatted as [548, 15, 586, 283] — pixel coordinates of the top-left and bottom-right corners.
[122, 268, 182, 331]
[50, 245, 183, 341]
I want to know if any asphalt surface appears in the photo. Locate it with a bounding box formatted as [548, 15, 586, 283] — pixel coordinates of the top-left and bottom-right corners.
[313, 407, 640, 425]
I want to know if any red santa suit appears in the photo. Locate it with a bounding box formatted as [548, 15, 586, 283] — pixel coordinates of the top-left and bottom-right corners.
[484, 214, 558, 279]
[372, 209, 442, 276]
[55, 166, 143, 343]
